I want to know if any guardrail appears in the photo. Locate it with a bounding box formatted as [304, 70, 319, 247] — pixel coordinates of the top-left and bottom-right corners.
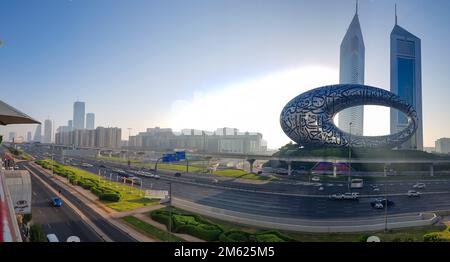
[0, 171, 22, 242]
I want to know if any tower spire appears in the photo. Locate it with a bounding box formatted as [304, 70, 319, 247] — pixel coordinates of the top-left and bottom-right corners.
[356, 0, 358, 15]
[395, 4, 397, 25]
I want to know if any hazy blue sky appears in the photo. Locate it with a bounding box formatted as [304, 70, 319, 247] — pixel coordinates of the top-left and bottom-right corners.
[1, 0, 449, 149]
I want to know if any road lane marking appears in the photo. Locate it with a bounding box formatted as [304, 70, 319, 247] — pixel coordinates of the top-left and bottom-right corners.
[24, 164, 112, 242]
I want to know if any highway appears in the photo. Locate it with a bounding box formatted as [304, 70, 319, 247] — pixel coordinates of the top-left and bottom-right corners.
[65, 156, 450, 220]
[22, 145, 450, 221]
[19, 161, 137, 242]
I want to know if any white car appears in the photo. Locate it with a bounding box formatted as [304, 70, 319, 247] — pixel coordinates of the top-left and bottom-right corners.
[46, 234, 59, 242]
[413, 183, 426, 189]
[373, 187, 380, 192]
[343, 192, 359, 200]
[329, 193, 344, 200]
[311, 177, 320, 182]
[407, 190, 421, 197]
[373, 202, 384, 209]
[318, 186, 324, 191]
[66, 236, 81, 242]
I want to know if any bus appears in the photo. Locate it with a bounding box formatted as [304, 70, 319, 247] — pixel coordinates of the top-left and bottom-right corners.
[350, 179, 364, 189]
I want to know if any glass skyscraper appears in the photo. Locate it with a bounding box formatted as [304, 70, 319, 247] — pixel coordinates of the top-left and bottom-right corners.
[338, 5, 365, 136]
[73, 101, 85, 130]
[390, 15, 423, 150]
[86, 113, 95, 130]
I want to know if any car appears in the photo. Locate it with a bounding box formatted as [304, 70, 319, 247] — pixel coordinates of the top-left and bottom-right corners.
[373, 187, 380, 192]
[329, 193, 344, 200]
[66, 236, 81, 242]
[46, 234, 59, 242]
[174, 172, 181, 177]
[212, 179, 219, 183]
[413, 183, 426, 189]
[370, 198, 394, 208]
[373, 202, 384, 209]
[50, 197, 62, 207]
[343, 192, 359, 200]
[311, 177, 320, 182]
[318, 186, 324, 191]
[408, 190, 421, 197]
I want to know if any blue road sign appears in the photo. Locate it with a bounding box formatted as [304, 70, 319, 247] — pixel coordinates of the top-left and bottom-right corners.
[162, 151, 186, 162]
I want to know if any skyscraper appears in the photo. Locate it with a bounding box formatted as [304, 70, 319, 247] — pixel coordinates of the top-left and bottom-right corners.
[68, 120, 73, 130]
[86, 113, 95, 130]
[338, 2, 365, 136]
[43, 119, 53, 143]
[73, 101, 85, 130]
[33, 124, 42, 142]
[390, 6, 423, 150]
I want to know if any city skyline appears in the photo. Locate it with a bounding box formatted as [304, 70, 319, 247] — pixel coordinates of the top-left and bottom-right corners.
[0, 0, 449, 149]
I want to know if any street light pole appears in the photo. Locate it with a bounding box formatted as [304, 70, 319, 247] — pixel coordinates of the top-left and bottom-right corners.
[168, 182, 172, 233]
[127, 128, 132, 168]
[348, 122, 352, 192]
[384, 180, 388, 232]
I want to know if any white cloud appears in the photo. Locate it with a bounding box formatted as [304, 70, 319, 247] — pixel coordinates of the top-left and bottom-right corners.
[169, 65, 339, 149]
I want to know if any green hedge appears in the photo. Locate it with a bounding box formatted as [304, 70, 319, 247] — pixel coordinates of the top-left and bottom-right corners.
[219, 230, 296, 242]
[177, 224, 222, 241]
[36, 160, 121, 202]
[30, 224, 46, 242]
[150, 210, 170, 225]
[99, 192, 121, 202]
[150, 209, 296, 242]
[423, 232, 449, 242]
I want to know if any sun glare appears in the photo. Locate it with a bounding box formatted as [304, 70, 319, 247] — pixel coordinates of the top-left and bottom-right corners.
[170, 66, 338, 149]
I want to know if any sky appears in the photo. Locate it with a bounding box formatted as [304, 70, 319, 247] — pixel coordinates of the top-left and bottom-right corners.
[0, 0, 449, 149]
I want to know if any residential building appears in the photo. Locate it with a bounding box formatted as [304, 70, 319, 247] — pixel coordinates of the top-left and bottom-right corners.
[43, 119, 53, 144]
[128, 127, 266, 154]
[86, 113, 95, 130]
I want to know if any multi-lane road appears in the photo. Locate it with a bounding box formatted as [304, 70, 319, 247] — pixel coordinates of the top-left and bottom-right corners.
[18, 161, 136, 242]
[31, 150, 450, 220]
[28, 164, 102, 242]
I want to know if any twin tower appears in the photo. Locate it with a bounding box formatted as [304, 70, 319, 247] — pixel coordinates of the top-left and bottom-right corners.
[337, 3, 423, 150]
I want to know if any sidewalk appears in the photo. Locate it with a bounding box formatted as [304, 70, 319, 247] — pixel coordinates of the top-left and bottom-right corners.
[111, 204, 165, 219]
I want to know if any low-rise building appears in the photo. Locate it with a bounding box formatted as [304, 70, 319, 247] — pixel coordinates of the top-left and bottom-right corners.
[55, 126, 121, 149]
[128, 127, 267, 154]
